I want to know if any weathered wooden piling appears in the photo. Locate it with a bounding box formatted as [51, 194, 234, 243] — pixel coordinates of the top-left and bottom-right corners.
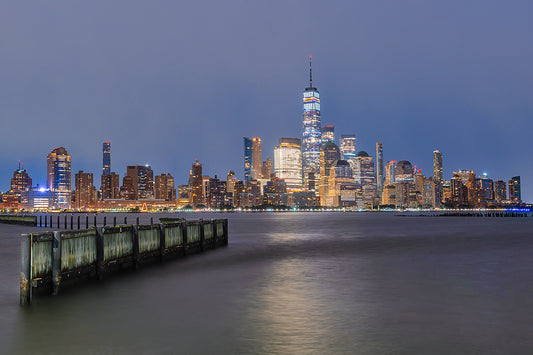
[20, 218, 228, 305]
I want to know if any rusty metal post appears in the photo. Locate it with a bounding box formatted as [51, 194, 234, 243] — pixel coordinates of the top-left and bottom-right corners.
[64, 215, 67, 229]
[113, 216, 116, 226]
[132, 225, 139, 269]
[77, 215, 80, 230]
[136, 217, 139, 225]
[159, 224, 166, 262]
[94, 215, 97, 227]
[223, 219, 228, 245]
[103, 216, 107, 227]
[124, 216, 127, 225]
[181, 221, 188, 256]
[199, 219, 204, 252]
[70, 215, 74, 230]
[52, 231, 62, 295]
[86, 215, 89, 229]
[57, 215, 60, 229]
[20, 234, 32, 306]
[39, 215, 42, 227]
[96, 227, 105, 280]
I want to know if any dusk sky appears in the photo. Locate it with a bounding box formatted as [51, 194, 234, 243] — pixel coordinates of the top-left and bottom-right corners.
[1, 1, 532, 201]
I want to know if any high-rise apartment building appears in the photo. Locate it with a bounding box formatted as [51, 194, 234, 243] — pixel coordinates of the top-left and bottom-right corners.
[124, 165, 154, 199]
[75, 171, 96, 210]
[394, 160, 414, 208]
[190, 160, 203, 206]
[302, 56, 322, 189]
[376, 142, 383, 199]
[155, 173, 176, 201]
[262, 158, 273, 180]
[47, 147, 72, 208]
[509, 176, 521, 202]
[102, 141, 111, 175]
[340, 135, 356, 160]
[243, 137, 253, 182]
[352, 151, 376, 207]
[494, 180, 507, 201]
[433, 150, 443, 207]
[252, 137, 262, 180]
[101, 172, 120, 199]
[384, 160, 397, 186]
[321, 125, 335, 144]
[274, 138, 303, 191]
[318, 142, 340, 205]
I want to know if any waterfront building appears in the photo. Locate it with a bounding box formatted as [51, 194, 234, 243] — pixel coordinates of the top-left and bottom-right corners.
[302, 56, 322, 190]
[190, 160, 203, 206]
[321, 125, 335, 144]
[340, 135, 356, 160]
[243, 179, 262, 207]
[21, 186, 53, 210]
[478, 175, 494, 201]
[450, 174, 468, 207]
[74, 171, 97, 210]
[120, 175, 136, 200]
[226, 171, 237, 205]
[155, 173, 176, 201]
[291, 191, 317, 207]
[101, 172, 120, 200]
[352, 151, 376, 208]
[376, 143, 383, 199]
[102, 141, 111, 175]
[47, 147, 72, 209]
[274, 138, 303, 191]
[318, 142, 340, 205]
[252, 137, 262, 180]
[394, 160, 414, 208]
[509, 176, 521, 202]
[202, 176, 211, 205]
[433, 150, 443, 207]
[208, 175, 228, 208]
[243, 137, 253, 182]
[381, 185, 396, 206]
[494, 180, 507, 201]
[263, 178, 288, 206]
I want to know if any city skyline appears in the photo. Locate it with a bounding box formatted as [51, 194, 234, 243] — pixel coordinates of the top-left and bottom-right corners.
[1, 1, 532, 201]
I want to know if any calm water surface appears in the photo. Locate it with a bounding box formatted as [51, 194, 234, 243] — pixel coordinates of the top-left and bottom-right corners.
[1, 212, 532, 354]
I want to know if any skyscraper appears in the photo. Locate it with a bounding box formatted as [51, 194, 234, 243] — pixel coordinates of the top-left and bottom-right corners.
[11, 162, 32, 193]
[494, 180, 507, 201]
[243, 137, 253, 182]
[252, 137, 262, 180]
[321, 125, 335, 144]
[262, 158, 273, 180]
[302, 56, 322, 189]
[352, 151, 377, 207]
[433, 150, 443, 207]
[318, 142, 340, 205]
[102, 141, 111, 175]
[47, 147, 71, 209]
[376, 142, 383, 199]
[274, 138, 303, 191]
[101, 172, 120, 199]
[509, 176, 521, 202]
[340, 135, 356, 160]
[125, 165, 154, 199]
[155, 173, 176, 201]
[190, 160, 203, 206]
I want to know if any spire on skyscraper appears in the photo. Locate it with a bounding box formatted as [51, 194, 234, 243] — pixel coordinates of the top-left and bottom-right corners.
[309, 55, 313, 88]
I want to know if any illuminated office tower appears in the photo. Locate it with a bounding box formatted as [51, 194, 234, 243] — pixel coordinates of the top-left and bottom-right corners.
[321, 125, 335, 144]
[508, 176, 521, 202]
[478, 175, 494, 201]
[47, 147, 72, 208]
[376, 142, 383, 199]
[243, 137, 253, 182]
[302, 56, 322, 189]
[494, 180, 507, 201]
[103, 141, 111, 175]
[274, 138, 303, 191]
[340, 135, 356, 160]
[262, 158, 273, 179]
[11, 162, 32, 193]
[155, 173, 176, 201]
[433, 150, 443, 206]
[75, 171, 96, 210]
[252, 137, 262, 179]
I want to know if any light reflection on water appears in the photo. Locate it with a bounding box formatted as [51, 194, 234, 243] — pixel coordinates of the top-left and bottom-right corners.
[1, 212, 533, 354]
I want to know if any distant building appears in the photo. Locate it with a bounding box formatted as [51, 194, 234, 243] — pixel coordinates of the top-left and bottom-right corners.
[384, 160, 397, 186]
[274, 138, 302, 191]
[11, 162, 32, 193]
[75, 171, 97, 210]
[321, 125, 335, 144]
[376, 143, 383, 199]
[394, 160, 414, 208]
[327, 160, 357, 207]
[509, 176, 521, 202]
[252, 137, 262, 180]
[302, 56, 322, 190]
[494, 180, 507, 201]
[352, 151, 376, 208]
[262, 158, 273, 180]
[21, 186, 53, 210]
[47, 147, 72, 209]
[190, 160, 203, 206]
[102, 141, 111, 175]
[318, 142, 340, 205]
[340, 135, 356, 160]
[243, 137, 253, 182]
[433, 150, 443, 207]
[101, 172, 120, 199]
[124, 165, 154, 199]
[155, 173, 176, 201]
[263, 178, 288, 206]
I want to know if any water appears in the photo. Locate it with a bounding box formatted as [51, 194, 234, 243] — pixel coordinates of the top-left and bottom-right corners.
[1, 212, 533, 354]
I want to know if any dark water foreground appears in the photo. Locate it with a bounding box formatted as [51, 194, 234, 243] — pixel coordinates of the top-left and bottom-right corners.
[1, 212, 533, 354]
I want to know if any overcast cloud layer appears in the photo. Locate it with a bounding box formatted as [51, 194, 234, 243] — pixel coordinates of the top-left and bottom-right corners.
[1, 1, 532, 201]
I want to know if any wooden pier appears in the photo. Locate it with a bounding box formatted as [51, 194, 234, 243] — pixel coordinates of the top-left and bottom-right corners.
[20, 218, 228, 305]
